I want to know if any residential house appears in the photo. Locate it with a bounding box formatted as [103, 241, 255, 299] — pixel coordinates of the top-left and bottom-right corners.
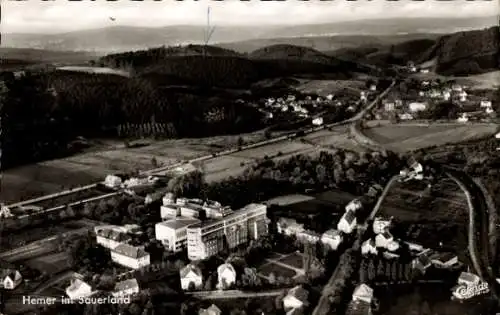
[312, 117, 324, 126]
[372, 217, 392, 235]
[457, 113, 469, 123]
[421, 81, 430, 86]
[95, 227, 131, 250]
[111, 244, 150, 269]
[346, 199, 362, 212]
[277, 218, 305, 236]
[408, 102, 427, 112]
[321, 229, 343, 250]
[0, 204, 12, 218]
[459, 91, 467, 102]
[297, 230, 320, 243]
[199, 304, 222, 315]
[283, 285, 309, 311]
[156, 218, 201, 252]
[399, 113, 414, 120]
[451, 84, 463, 92]
[375, 230, 394, 249]
[104, 175, 122, 189]
[337, 210, 357, 234]
[418, 91, 425, 97]
[412, 252, 432, 274]
[180, 264, 203, 291]
[369, 84, 377, 91]
[65, 278, 93, 300]
[326, 94, 334, 101]
[352, 283, 374, 304]
[217, 263, 237, 289]
[420, 69, 429, 73]
[0, 269, 22, 290]
[430, 252, 459, 269]
[480, 100, 492, 109]
[384, 102, 395, 111]
[112, 278, 139, 297]
[361, 239, 377, 256]
[442, 91, 451, 101]
[457, 272, 480, 287]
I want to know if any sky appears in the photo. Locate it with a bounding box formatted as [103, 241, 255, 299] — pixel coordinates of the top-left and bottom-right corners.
[1, 0, 498, 34]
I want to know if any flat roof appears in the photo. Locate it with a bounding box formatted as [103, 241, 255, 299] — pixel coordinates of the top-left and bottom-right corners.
[157, 218, 200, 230]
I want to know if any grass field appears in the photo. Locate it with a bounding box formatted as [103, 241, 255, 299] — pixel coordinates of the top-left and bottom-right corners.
[277, 252, 304, 269]
[363, 123, 498, 152]
[412, 70, 500, 90]
[25, 252, 71, 275]
[258, 263, 297, 279]
[303, 126, 367, 152]
[294, 79, 366, 97]
[264, 194, 315, 206]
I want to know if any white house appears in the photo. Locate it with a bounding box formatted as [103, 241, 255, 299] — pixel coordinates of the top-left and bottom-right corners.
[375, 230, 394, 249]
[480, 100, 492, 108]
[387, 240, 400, 252]
[297, 230, 320, 243]
[352, 283, 374, 304]
[372, 217, 392, 235]
[283, 286, 309, 311]
[0, 204, 12, 218]
[312, 117, 324, 126]
[383, 252, 400, 260]
[408, 102, 428, 112]
[457, 272, 480, 287]
[111, 244, 150, 269]
[369, 84, 377, 91]
[337, 210, 357, 234]
[104, 175, 122, 189]
[361, 239, 377, 256]
[345, 199, 362, 213]
[420, 69, 429, 73]
[163, 192, 176, 205]
[399, 113, 414, 120]
[180, 264, 203, 291]
[384, 102, 395, 111]
[112, 278, 140, 297]
[65, 278, 93, 300]
[326, 94, 334, 101]
[320, 229, 343, 250]
[459, 91, 467, 102]
[443, 91, 451, 101]
[199, 304, 222, 315]
[217, 263, 237, 289]
[457, 113, 469, 123]
[0, 269, 22, 290]
[486, 107, 495, 115]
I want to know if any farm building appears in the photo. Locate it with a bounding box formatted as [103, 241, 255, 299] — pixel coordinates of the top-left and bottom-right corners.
[180, 264, 203, 291]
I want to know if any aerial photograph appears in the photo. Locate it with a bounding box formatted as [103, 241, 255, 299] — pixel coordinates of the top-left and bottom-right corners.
[0, 0, 499, 314]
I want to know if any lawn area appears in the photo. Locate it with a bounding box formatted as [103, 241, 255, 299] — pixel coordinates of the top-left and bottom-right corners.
[277, 252, 304, 270]
[258, 262, 297, 279]
[264, 194, 315, 206]
[315, 189, 358, 206]
[1, 131, 269, 203]
[363, 123, 498, 152]
[294, 79, 365, 97]
[24, 252, 72, 275]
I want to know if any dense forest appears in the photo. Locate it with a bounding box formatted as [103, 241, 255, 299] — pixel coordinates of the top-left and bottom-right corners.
[1, 70, 264, 168]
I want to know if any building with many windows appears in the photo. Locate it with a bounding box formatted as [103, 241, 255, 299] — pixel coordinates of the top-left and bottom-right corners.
[187, 203, 268, 260]
[155, 218, 201, 252]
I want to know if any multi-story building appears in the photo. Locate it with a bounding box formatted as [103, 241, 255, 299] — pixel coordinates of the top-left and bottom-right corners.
[111, 244, 150, 269]
[161, 198, 233, 220]
[187, 203, 268, 260]
[95, 226, 132, 250]
[155, 218, 201, 252]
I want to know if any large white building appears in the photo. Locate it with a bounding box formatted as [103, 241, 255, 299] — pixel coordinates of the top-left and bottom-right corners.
[161, 198, 233, 220]
[187, 204, 268, 261]
[95, 226, 132, 250]
[337, 210, 357, 234]
[155, 218, 201, 252]
[111, 244, 150, 269]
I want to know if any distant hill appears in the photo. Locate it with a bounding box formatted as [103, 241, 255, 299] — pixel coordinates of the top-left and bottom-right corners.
[3, 16, 496, 52]
[98, 44, 371, 88]
[328, 26, 499, 76]
[0, 48, 97, 70]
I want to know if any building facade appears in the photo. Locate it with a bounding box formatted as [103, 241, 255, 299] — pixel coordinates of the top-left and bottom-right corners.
[155, 218, 201, 252]
[187, 204, 268, 260]
[111, 244, 150, 269]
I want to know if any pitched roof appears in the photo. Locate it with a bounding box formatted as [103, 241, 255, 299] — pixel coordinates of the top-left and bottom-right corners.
[96, 228, 131, 242]
[217, 263, 236, 276]
[322, 229, 341, 238]
[346, 300, 371, 315]
[67, 278, 91, 293]
[343, 210, 356, 224]
[287, 285, 309, 303]
[180, 264, 202, 278]
[415, 253, 431, 267]
[112, 243, 148, 259]
[114, 278, 139, 292]
[353, 284, 373, 299]
[199, 304, 222, 315]
[0, 269, 21, 281]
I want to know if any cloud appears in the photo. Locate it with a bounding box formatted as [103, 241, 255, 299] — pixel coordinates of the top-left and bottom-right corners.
[1, 0, 497, 33]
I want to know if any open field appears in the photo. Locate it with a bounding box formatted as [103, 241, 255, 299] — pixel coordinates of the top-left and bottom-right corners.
[277, 252, 304, 270]
[24, 252, 71, 275]
[363, 123, 498, 152]
[258, 263, 297, 279]
[302, 126, 367, 152]
[264, 194, 315, 206]
[294, 79, 366, 97]
[315, 189, 358, 206]
[379, 177, 468, 223]
[0, 130, 270, 203]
